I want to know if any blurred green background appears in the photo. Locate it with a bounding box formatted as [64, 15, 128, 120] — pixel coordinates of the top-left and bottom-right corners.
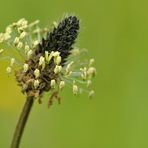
[0, 0, 148, 148]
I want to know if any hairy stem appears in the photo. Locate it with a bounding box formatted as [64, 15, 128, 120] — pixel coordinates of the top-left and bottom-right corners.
[11, 97, 34, 148]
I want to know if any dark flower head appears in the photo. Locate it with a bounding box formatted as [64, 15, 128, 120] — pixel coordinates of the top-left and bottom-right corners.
[38, 16, 79, 65]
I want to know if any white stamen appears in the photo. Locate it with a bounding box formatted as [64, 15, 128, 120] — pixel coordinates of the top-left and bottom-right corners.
[34, 80, 40, 89]
[50, 79, 56, 88]
[59, 81, 65, 90]
[65, 61, 74, 75]
[17, 42, 23, 49]
[80, 67, 87, 80]
[87, 80, 92, 87]
[0, 33, 4, 43]
[29, 20, 40, 27]
[4, 33, 11, 41]
[27, 50, 33, 59]
[39, 56, 45, 69]
[54, 65, 62, 74]
[71, 48, 80, 55]
[54, 55, 61, 65]
[25, 45, 30, 52]
[45, 51, 49, 62]
[6, 26, 12, 34]
[0, 49, 4, 54]
[53, 21, 58, 28]
[87, 67, 96, 77]
[47, 51, 54, 63]
[33, 28, 40, 34]
[73, 84, 78, 95]
[88, 90, 95, 98]
[6, 67, 12, 73]
[34, 69, 40, 78]
[33, 40, 39, 47]
[14, 37, 20, 45]
[53, 51, 60, 57]
[23, 63, 29, 73]
[17, 18, 28, 27]
[89, 58, 95, 66]
[10, 58, 15, 67]
[20, 31, 27, 39]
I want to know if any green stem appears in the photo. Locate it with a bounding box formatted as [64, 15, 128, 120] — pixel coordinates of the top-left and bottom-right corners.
[11, 97, 34, 148]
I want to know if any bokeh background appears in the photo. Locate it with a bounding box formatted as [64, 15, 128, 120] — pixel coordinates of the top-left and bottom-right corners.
[0, 0, 148, 148]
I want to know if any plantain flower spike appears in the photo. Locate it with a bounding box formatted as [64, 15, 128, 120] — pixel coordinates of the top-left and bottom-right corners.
[0, 16, 96, 106]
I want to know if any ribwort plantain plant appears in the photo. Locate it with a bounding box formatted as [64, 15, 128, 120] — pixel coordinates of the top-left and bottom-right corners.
[0, 16, 96, 148]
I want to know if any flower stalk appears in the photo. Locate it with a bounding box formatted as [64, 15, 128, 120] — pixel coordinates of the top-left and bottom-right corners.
[11, 97, 34, 148]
